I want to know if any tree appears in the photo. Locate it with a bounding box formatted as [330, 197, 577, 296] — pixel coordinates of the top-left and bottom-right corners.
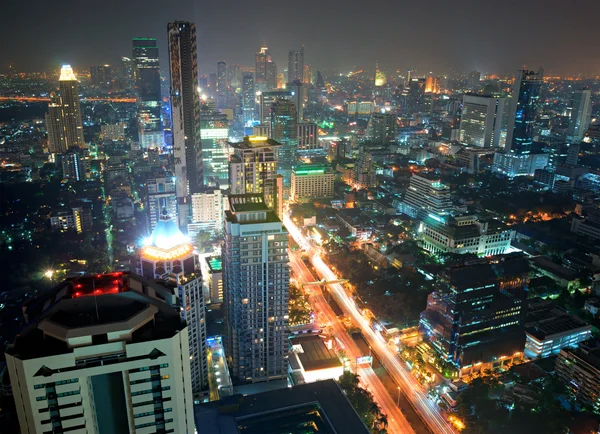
[194, 231, 212, 253]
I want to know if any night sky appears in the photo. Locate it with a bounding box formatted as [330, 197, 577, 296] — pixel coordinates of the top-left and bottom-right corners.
[1, 0, 599, 76]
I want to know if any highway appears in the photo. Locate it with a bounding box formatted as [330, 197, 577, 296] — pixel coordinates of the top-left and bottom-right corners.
[289, 250, 415, 434]
[0, 96, 136, 103]
[284, 214, 455, 434]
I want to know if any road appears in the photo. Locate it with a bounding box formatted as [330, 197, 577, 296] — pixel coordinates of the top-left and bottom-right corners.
[284, 214, 455, 434]
[0, 96, 136, 103]
[289, 250, 415, 434]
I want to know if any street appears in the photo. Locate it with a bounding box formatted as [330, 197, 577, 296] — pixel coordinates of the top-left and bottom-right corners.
[284, 214, 456, 434]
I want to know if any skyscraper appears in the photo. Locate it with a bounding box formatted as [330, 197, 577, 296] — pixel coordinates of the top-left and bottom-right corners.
[6, 278, 196, 434]
[287, 46, 304, 84]
[45, 65, 85, 153]
[459, 94, 507, 148]
[506, 69, 543, 154]
[352, 150, 376, 190]
[168, 21, 203, 204]
[133, 38, 163, 149]
[255, 46, 269, 82]
[223, 194, 290, 384]
[229, 136, 280, 195]
[89, 64, 112, 86]
[467, 70, 481, 89]
[259, 90, 294, 125]
[200, 105, 230, 188]
[365, 111, 396, 145]
[242, 71, 255, 123]
[145, 176, 178, 231]
[138, 211, 208, 395]
[216, 60, 227, 95]
[271, 99, 298, 186]
[567, 88, 592, 143]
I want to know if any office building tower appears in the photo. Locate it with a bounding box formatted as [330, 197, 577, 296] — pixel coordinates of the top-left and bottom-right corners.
[6, 288, 196, 434]
[227, 63, 241, 89]
[400, 173, 452, 219]
[555, 340, 600, 413]
[259, 90, 293, 125]
[297, 122, 318, 150]
[287, 46, 304, 84]
[567, 89, 592, 143]
[242, 71, 255, 123]
[208, 73, 217, 97]
[200, 105, 230, 188]
[289, 81, 305, 122]
[270, 99, 298, 186]
[89, 64, 112, 86]
[119, 56, 135, 89]
[223, 194, 290, 384]
[255, 46, 269, 84]
[290, 165, 335, 201]
[352, 150, 376, 190]
[365, 111, 396, 145]
[146, 176, 178, 231]
[266, 59, 278, 90]
[419, 258, 529, 377]
[467, 70, 481, 89]
[459, 94, 507, 148]
[303, 64, 312, 85]
[566, 143, 580, 166]
[425, 75, 440, 94]
[61, 148, 86, 181]
[217, 61, 227, 95]
[138, 211, 208, 395]
[133, 38, 163, 149]
[506, 69, 543, 154]
[45, 65, 86, 153]
[189, 189, 227, 235]
[168, 21, 203, 200]
[253, 124, 271, 137]
[316, 70, 325, 89]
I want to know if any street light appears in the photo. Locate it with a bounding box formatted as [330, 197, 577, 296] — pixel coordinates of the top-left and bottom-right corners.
[44, 269, 54, 279]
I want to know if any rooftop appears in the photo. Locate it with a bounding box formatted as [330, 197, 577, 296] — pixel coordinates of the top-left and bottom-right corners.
[526, 305, 590, 340]
[290, 335, 342, 372]
[206, 256, 222, 273]
[194, 380, 369, 434]
[228, 136, 282, 150]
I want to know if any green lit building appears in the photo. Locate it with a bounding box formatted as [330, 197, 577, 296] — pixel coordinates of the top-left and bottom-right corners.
[290, 165, 334, 202]
[200, 105, 230, 188]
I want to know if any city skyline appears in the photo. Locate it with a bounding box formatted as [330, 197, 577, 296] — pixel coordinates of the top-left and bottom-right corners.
[2, 0, 600, 76]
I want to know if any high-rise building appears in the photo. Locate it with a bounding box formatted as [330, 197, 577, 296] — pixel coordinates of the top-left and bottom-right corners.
[138, 211, 208, 395]
[223, 194, 290, 384]
[216, 60, 227, 95]
[419, 258, 529, 377]
[189, 189, 227, 235]
[467, 70, 481, 89]
[316, 70, 325, 89]
[506, 69, 543, 154]
[146, 176, 178, 231]
[229, 136, 280, 195]
[289, 81, 305, 122]
[259, 90, 293, 125]
[227, 63, 241, 89]
[255, 46, 269, 84]
[567, 88, 592, 143]
[242, 71, 255, 123]
[133, 38, 163, 149]
[119, 56, 135, 89]
[168, 21, 203, 203]
[6, 286, 196, 434]
[290, 165, 335, 201]
[297, 122, 318, 150]
[352, 150, 376, 190]
[45, 65, 86, 153]
[303, 64, 312, 85]
[400, 173, 452, 219]
[89, 64, 112, 86]
[374, 62, 387, 87]
[270, 99, 298, 186]
[365, 111, 396, 145]
[459, 94, 507, 148]
[61, 148, 87, 181]
[424, 75, 440, 94]
[199, 105, 229, 188]
[287, 46, 304, 84]
[555, 340, 600, 413]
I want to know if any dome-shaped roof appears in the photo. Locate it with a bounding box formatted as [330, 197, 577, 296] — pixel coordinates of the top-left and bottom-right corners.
[148, 210, 189, 250]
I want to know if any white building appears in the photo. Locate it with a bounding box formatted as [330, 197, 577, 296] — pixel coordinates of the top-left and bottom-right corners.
[188, 189, 227, 235]
[401, 173, 452, 219]
[297, 122, 318, 150]
[6, 290, 195, 434]
[145, 177, 178, 231]
[223, 194, 290, 384]
[567, 89, 592, 143]
[459, 94, 507, 148]
[290, 166, 334, 201]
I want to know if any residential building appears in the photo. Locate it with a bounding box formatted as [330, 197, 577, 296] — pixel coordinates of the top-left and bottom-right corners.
[556, 340, 600, 414]
[45, 65, 85, 153]
[400, 173, 452, 219]
[346, 100, 374, 118]
[290, 165, 334, 201]
[188, 189, 227, 236]
[297, 122, 318, 151]
[418, 214, 514, 257]
[133, 38, 163, 149]
[168, 21, 202, 199]
[89, 64, 112, 86]
[524, 300, 592, 359]
[352, 150, 376, 190]
[567, 89, 592, 143]
[100, 122, 127, 141]
[61, 149, 87, 180]
[259, 90, 294, 125]
[242, 71, 255, 123]
[137, 211, 208, 395]
[146, 176, 178, 231]
[365, 112, 396, 145]
[419, 258, 530, 377]
[459, 94, 507, 148]
[6, 288, 195, 434]
[229, 136, 280, 195]
[223, 194, 290, 384]
[50, 206, 92, 233]
[205, 256, 223, 304]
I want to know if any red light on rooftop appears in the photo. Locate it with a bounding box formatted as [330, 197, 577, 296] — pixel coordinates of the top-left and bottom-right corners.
[74, 292, 81, 298]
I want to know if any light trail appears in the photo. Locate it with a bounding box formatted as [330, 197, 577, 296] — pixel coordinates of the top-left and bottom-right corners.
[284, 214, 455, 434]
[0, 96, 136, 103]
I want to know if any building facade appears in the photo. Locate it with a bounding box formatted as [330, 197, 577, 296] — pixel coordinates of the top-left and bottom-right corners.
[567, 89, 592, 143]
[506, 69, 543, 154]
[223, 195, 290, 384]
[188, 189, 227, 235]
[459, 94, 507, 148]
[146, 177, 178, 231]
[287, 47, 304, 84]
[401, 173, 452, 219]
[290, 165, 334, 201]
[200, 106, 230, 188]
[556, 341, 600, 414]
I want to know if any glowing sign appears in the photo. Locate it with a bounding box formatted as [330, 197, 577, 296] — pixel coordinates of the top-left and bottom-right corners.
[141, 243, 193, 261]
[59, 65, 77, 81]
[356, 356, 373, 365]
[248, 136, 268, 142]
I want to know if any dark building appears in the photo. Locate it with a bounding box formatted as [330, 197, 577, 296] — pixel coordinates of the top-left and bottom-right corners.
[241, 71, 255, 123]
[419, 258, 530, 376]
[270, 99, 298, 187]
[506, 70, 543, 154]
[89, 64, 112, 86]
